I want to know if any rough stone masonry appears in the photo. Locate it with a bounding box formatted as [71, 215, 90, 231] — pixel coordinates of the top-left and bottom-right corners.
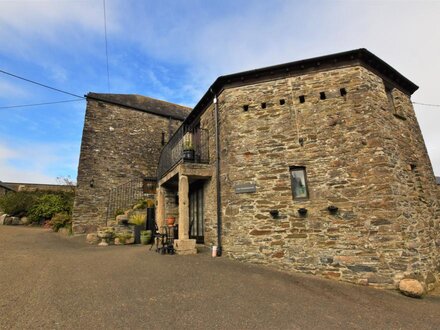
[186, 50, 439, 290]
[72, 93, 189, 234]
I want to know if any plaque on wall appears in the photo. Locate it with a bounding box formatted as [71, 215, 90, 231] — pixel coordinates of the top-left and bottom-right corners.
[234, 183, 256, 194]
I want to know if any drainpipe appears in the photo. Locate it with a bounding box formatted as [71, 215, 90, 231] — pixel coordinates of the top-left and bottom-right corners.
[213, 92, 222, 256]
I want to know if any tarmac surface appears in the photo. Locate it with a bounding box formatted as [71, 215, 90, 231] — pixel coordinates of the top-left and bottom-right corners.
[0, 226, 439, 330]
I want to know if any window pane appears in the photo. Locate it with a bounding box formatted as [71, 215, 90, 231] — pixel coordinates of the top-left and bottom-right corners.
[290, 167, 308, 199]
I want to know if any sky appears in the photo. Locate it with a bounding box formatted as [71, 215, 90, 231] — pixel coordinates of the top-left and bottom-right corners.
[0, 0, 439, 184]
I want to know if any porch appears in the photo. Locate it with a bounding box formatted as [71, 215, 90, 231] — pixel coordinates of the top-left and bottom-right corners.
[156, 121, 213, 254]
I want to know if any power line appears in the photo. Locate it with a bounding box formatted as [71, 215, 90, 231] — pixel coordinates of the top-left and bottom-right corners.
[0, 69, 84, 99]
[412, 101, 440, 108]
[103, 0, 110, 92]
[0, 99, 84, 110]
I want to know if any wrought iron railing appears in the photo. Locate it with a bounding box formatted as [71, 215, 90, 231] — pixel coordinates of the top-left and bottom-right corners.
[106, 178, 145, 224]
[157, 126, 210, 179]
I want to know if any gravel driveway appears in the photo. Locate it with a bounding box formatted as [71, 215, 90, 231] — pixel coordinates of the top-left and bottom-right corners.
[0, 226, 439, 329]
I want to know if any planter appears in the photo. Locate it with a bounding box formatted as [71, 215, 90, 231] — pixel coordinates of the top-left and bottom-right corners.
[166, 217, 176, 226]
[140, 230, 152, 245]
[133, 225, 143, 244]
[183, 149, 195, 161]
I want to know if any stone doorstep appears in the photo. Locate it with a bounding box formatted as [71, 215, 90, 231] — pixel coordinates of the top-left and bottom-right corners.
[174, 238, 197, 255]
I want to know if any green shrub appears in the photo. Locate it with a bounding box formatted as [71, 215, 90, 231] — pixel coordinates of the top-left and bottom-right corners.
[28, 194, 71, 223]
[133, 199, 148, 210]
[130, 213, 146, 225]
[0, 192, 37, 217]
[114, 208, 124, 218]
[51, 212, 72, 232]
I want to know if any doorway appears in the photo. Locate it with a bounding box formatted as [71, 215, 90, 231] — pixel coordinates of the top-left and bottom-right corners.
[189, 181, 204, 243]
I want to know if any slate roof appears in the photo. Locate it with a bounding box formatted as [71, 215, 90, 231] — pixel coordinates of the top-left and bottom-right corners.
[86, 93, 191, 121]
[436, 177, 440, 185]
[0, 181, 15, 191]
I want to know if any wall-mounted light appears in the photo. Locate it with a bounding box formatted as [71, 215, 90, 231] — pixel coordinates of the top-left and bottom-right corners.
[89, 179, 95, 188]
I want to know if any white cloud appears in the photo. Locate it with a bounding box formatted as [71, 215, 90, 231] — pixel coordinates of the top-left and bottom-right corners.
[0, 140, 78, 184]
[0, 0, 439, 177]
[0, 79, 30, 100]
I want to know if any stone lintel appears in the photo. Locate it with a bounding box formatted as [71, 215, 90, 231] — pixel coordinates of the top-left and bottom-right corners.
[159, 163, 213, 187]
[174, 239, 197, 255]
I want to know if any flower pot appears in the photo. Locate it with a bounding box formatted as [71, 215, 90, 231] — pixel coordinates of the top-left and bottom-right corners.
[140, 230, 152, 245]
[133, 225, 143, 244]
[166, 217, 176, 226]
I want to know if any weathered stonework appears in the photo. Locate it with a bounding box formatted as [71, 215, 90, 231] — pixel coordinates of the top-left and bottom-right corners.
[193, 62, 439, 289]
[72, 94, 189, 234]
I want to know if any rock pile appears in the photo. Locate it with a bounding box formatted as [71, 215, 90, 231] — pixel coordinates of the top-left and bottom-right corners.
[0, 214, 28, 226]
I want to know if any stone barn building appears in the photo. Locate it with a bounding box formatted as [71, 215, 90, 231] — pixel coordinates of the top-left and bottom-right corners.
[71, 93, 190, 233]
[73, 49, 439, 290]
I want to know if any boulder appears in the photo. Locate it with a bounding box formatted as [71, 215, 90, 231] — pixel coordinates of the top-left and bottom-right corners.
[20, 217, 30, 225]
[116, 214, 129, 225]
[86, 233, 99, 245]
[4, 216, 12, 225]
[0, 214, 8, 225]
[399, 279, 424, 298]
[58, 228, 70, 236]
[10, 217, 21, 225]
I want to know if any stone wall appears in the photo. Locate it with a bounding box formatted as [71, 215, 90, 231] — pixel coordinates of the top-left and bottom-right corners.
[72, 99, 184, 234]
[199, 64, 438, 289]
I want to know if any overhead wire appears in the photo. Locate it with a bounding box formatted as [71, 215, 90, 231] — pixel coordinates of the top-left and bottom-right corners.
[103, 0, 110, 92]
[0, 99, 84, 110]
[0, 69, 84, 99]
[412, 101, 440, 108]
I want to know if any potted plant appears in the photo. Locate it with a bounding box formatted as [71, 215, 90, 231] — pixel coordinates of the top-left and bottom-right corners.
[129, 213, 146, 244]
[140, 230, 153, 245]
[183, 136, 195, 161]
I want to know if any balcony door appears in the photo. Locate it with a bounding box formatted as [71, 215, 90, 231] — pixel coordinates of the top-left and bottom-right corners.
[189, 181, 204, 244]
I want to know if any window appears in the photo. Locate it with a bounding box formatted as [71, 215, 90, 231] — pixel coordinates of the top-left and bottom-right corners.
[290, 166, 309, 199]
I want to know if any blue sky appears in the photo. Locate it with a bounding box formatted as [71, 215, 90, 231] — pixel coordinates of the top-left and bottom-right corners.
[0, 0, 439, 183]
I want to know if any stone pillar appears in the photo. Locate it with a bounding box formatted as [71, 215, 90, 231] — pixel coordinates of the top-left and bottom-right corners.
[156, 186, 165, 230]
[178, 174, 189, 240]
[174, 174, 197, 254]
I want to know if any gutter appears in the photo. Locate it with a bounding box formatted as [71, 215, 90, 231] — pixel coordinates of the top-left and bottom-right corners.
[213, 92, 222, 256]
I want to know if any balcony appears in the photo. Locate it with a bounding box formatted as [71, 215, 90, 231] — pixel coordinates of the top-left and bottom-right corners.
[157, 125, 210, 179]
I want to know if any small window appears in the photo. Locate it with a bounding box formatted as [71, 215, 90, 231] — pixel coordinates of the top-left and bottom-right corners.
[279, 99, 285, 105]
[161, 132, 165, 146]
[320, 92, 326, 100]
[340, 88, 347, 97]
[261, 102, 267, 109]
[290, 166, 309, 199]
[243, 105, 249, 111]
[299, 95, 305, 103]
